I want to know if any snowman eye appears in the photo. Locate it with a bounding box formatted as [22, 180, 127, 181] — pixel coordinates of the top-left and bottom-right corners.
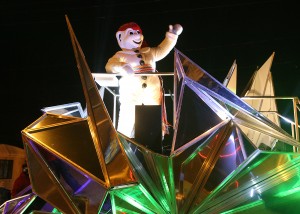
[129, 31, 134, 35]
[137, 30, 140, 34]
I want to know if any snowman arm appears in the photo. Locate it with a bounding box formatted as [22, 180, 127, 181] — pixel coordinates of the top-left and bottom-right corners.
[151, 32, 178, 61]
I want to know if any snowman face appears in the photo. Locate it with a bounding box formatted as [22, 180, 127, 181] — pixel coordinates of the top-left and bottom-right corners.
[116, 28, 144, 50]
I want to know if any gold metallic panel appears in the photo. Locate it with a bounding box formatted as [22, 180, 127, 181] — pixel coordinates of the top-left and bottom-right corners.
[66, 15, 136, 187]
[24, 117, 104, 182]
[24, 142, 82, 213]
[26, 113, 79, 129]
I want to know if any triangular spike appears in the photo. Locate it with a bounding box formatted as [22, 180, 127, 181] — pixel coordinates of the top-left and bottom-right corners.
[244, 52, 275, 98]
[177, 58, 298, 148]
[242, 53, 281, 147]
[65, 15, 136, 187]
[223, 60, 237, 94]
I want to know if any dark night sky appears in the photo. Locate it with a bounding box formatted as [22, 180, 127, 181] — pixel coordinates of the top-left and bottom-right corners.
[1, 0, 299, 148]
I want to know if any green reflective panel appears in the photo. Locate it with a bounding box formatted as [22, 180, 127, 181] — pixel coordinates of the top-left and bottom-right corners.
[113, 184, 166, 213]
[150, 155, 174, 213]
[264, 186, 300, 213]
[111, 192, 142, 214]
[273, 140, 294, 152]
[222, 185, 300, 213]
[195, 151, 300, 213]
[221, 200, 265, 214]
[24, 120, 104, 181]
[51, 207, 63, 213]
[115, 206, 141, 214]
[118, 136, 172, 212]
[129, 149, 171, 211]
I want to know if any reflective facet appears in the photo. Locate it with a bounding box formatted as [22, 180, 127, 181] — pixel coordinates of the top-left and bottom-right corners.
[66, 16, 136, 188]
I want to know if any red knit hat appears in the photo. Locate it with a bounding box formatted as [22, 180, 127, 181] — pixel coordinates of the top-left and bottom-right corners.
[118, 22, 142, 34]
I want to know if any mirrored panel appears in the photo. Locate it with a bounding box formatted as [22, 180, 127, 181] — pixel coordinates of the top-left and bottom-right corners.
[175, 50, 292, 139]
[41, 102, 85, 118]
[113, 184, 166, 213]
[25, 142, 81, 213]
[195, 151, 300, 213]
[174, 84, 224, 151]
[25, 120, 104, 181]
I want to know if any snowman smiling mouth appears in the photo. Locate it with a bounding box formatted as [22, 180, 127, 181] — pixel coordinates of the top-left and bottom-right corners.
[133, 40, 142, 44]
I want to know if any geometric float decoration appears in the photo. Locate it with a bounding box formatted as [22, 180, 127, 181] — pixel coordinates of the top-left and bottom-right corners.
[2, 16, 300, 214]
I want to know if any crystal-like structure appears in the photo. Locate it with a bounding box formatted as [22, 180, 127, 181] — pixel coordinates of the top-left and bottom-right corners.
[2, 16, 300, 214]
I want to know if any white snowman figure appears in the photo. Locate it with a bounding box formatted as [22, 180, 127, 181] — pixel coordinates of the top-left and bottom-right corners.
[105, 22, 183, 138]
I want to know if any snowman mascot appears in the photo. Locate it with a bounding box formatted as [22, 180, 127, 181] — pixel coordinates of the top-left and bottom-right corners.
[105, 22, 183, 139]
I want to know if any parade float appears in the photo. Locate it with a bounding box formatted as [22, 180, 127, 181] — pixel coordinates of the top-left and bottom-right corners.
[1, 16, 300, 214]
